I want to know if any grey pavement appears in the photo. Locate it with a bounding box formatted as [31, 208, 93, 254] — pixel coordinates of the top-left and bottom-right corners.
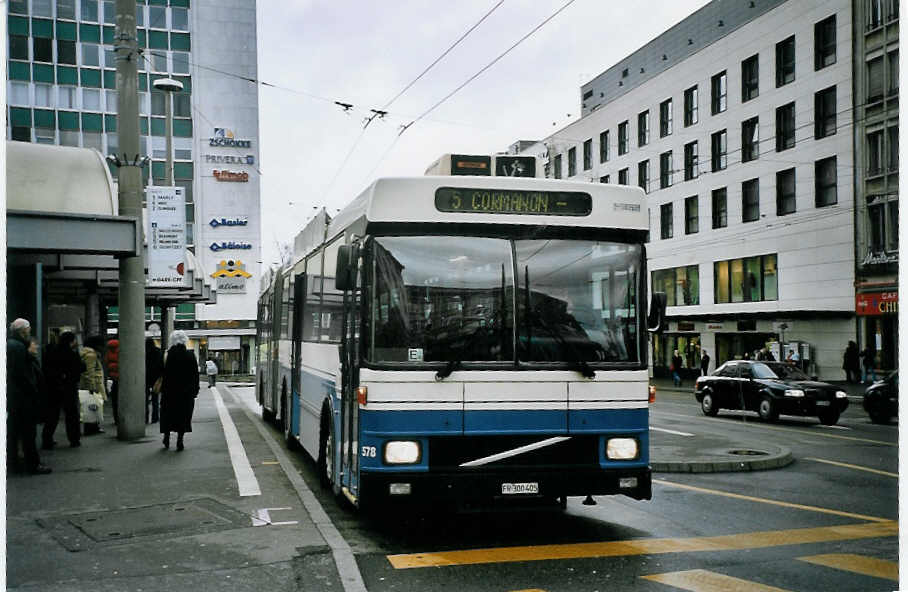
[6, 383, 343, 592]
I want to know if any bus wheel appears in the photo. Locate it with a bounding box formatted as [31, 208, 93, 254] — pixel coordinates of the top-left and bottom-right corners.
[318, 409, 340, 496]
[282, 385, 298, 450]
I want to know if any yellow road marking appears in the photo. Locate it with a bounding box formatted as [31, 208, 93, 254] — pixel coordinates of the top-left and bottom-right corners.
[797, 553, 898, 581]
[642, 569, 791, 591]
[654, 410, 896, 446]
[262, 461, 280, 465]
[804, 457, 898, 478]
[385, 521, 897, 569]
[653, 479, 891, 523]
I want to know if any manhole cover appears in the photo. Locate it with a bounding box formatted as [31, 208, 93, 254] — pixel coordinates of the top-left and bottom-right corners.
[727, 449, 769, 456]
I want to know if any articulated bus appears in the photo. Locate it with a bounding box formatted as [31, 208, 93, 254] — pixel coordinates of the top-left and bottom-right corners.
[256, 173, 666, 510]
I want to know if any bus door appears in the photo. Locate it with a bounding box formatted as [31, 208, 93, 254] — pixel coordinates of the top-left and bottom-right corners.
[270, 274, 283, 414]
[289, 273, 306, 437]
[339, 246, 362, 496]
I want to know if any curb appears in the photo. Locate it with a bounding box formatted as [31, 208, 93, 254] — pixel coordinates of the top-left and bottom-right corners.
[651, 445, 794, 473]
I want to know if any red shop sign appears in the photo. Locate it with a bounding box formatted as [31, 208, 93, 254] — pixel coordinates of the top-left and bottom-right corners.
[856, 291, 898, 316]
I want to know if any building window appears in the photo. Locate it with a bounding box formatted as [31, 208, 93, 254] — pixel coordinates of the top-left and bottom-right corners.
[776, 35, 795, 87]
[10, 125, 30, 142]
[684, 85, 698, 126]
[866, 194, 899, 253]
[599, 130, 609, 162]
[10, 35, 29, 61]
[888, 0, 899, 20]
[711, 70, 727, 114]
[776, 168, 796, 215]
[684, 141, 698, 180]
[888, 50, 899, 96]
[57, 40, 77, 65]
[57, 0, 76, 20]
[638, 110, 650, 146]
[712, 188, 727, 229]
[83, 88, 101, 111]
[714, 254, 778, 303]
[9, 82, 29, 105]
[553, 154, 562, 179]
[568, 146, 577, 177]
[33, 38, 53, 63]
[659, 98, 673, 137]
[867, 56, 884, 103]
[815, 156, 837, 207]
[742, 54, 759, 102]
[638, 160, 650, 193]
[814, 86, 836, 139]
[9, 0, 27, 14]
[102, 0, 115, 24]
[36, 127, 55, 144]
[618, 168, 628, 185]
[685, 195, 699, 234]
[660, 151, 673, 189]
[775, 102, 795, 151]
[652, 265, 700, 306]
[618, 121, 628, 155]
[583, 139, 592, 171]
[81, 0, 99, 22]
[60, 130, 80, 147]
[105, 90, 117, 112]
[149, 5, 167, 28]
[172, 7, 190, 31]
[742, 179, 760, 222]
[172, 52, 190, 75]
[600, 175, 610, 183]
[742, 117, 759, 162]
[58, 86, 77, 109]
[81, 43, 100, 67]
[814, 15, 836, 70]
[888, 125, 898, 171]
[869, 0, 883, 28]
[152, 52, 168, 73]
[174, 94, 191, 117]
[867, 130, 884, 175]
[660, 202, 673, 239]
[711, 129, 727, 171]
[35, 84, 54, 108]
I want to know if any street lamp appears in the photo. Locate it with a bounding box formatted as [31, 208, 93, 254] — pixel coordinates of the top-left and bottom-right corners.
[152, 77, 184, 349]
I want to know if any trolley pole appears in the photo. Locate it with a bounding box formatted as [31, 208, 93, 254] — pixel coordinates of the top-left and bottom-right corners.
[115, 0, 146, 440]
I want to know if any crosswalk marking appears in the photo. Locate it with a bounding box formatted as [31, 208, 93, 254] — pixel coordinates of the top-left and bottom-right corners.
[797, 553, 898, 581]
[804, 457, 898, 478]
[642, 569, 791, 591]
[385, 520, 897, 569]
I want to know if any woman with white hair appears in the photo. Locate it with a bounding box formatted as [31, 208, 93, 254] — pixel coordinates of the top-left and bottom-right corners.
[159, 330, 199, 451]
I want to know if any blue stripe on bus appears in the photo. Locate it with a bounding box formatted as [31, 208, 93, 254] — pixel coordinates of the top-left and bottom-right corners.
[361, 409, 462, 436]
[569, 407, 648, 432]
[464, 409, 566, 434]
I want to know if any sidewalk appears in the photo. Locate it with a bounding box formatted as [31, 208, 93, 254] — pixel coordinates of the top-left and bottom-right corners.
[6, 384, 343, 592]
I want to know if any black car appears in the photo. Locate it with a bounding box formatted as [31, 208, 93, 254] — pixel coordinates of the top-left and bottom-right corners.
[863, 371, 898, 424]
[694, 360, 849, 425]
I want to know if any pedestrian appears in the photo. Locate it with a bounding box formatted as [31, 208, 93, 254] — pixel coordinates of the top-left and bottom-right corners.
[145, 338, 164, 424]
[700, 350, 710, 376]
[205, 358, 218, 387]
[160, 330, 200, 451]
[6, 319, 51, 474]
[843, 341, 860, 383]
[743, 351, 751, 360]
[104, 338, 120, 425]
[861, 346, 878, 384]
[670, 349, 683, 387]
[42, 331, 85, 448]
[79, 336, 108, 434]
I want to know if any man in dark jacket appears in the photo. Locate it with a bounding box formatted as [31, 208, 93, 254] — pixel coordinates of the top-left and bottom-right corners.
[43, 332, 85, 448]
[145, 338, 164, 424]
[7, 318, 51, 474]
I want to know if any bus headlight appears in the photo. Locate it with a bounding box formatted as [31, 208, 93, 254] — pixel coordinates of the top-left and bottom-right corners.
[384, 441, 421, 464]
[606, 438, 638, 460]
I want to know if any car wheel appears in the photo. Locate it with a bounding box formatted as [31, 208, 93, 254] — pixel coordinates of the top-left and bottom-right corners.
[758, 395, 778, 422]
[700, 391, 719, 416]
[818, 410, 840, 425]
[868, 409, 891, 424]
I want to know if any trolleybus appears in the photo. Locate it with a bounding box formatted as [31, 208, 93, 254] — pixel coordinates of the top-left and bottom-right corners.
[256, 173, 665, 510]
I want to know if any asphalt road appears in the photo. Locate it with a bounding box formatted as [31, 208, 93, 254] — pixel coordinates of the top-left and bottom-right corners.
[233, 386, 899, 592]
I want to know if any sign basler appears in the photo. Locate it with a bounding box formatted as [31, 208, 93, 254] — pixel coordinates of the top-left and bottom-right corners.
[146, 186, 186, 287]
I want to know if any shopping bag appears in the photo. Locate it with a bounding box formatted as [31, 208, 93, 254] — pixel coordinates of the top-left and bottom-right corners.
[79, 389, 103, 433]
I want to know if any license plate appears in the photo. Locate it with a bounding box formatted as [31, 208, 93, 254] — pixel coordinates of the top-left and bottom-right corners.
[501, 482, 539, 495]
[816, 400, 831, 406]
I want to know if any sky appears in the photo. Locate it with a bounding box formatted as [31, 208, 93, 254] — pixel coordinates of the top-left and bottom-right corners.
[255, 0, 711, 267]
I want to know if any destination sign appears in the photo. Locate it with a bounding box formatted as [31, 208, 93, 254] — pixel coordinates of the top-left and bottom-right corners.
[435, 187, 592, 216]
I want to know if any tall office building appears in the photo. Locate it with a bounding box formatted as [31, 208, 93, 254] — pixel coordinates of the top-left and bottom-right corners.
[523, 0, 856, 379]
[6, 0, 261, 373]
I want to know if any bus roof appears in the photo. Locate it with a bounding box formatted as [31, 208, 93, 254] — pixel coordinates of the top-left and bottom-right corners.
[328, 176, 648, 238]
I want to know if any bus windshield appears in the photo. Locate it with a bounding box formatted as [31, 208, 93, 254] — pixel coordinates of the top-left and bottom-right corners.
[366, 236, 642, 366]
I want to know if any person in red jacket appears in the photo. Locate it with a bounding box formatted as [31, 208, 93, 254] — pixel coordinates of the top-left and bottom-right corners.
[104, 338, 120, 425]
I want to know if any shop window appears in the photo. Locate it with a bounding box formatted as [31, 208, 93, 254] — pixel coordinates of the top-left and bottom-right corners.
[659, 98, 672, 137]
[652, 265, 699, 307]
[742, 54, 758, 102]
[814, 15, 836, 70]
[742, 117, 759, 162]
[815, 156, 837, 207]
[775, 35, 795, 87]
[659, 151, 673, 189]
[684, 141, 698, 180]
[618, 120, 628, 155]
[638, 110, 650, 146]
[684, 85, 698, 126]
[714, 254, 777, 303]
[599, 130, 609, 162]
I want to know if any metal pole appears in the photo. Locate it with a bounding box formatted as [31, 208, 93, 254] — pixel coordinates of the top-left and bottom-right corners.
[115, 0, 145, 440]
[162, 91, 175, 348]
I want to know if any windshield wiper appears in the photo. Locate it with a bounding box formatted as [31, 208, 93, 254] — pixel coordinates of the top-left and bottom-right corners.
[435, 325, 490, 380]
[532, 313, 596, 379]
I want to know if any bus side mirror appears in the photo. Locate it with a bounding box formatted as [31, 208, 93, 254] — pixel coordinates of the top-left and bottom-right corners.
[647, 292, 667, 333]
[335, 245, 357, 291]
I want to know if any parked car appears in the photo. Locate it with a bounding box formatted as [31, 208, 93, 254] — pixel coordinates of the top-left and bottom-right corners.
[863, 371, 898, 424]
[694, 360, 849, 425]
